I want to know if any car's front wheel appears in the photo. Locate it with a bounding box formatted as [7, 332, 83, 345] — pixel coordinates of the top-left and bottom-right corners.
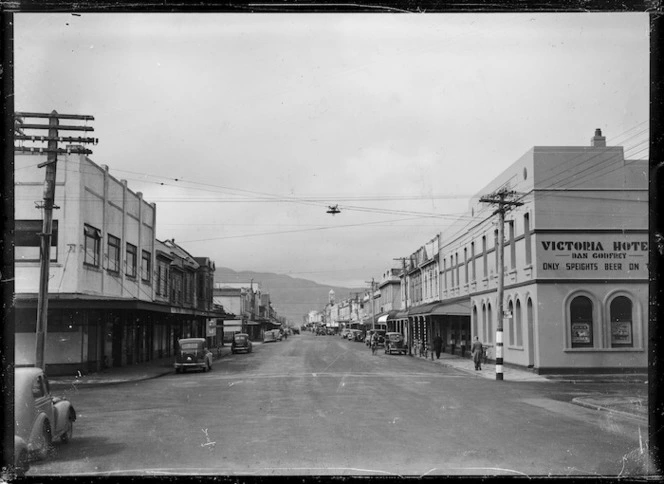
[60, 410, 74, 443]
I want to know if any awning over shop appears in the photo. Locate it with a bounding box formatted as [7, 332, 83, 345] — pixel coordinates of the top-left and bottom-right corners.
[406, 302, 440, 316]
[377, 314, 388, 324]
[429, 300, 471, 316]
[388, 310, 408, 320]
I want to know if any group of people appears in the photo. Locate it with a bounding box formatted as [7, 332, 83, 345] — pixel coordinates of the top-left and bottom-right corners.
[418, 334, 486, 371]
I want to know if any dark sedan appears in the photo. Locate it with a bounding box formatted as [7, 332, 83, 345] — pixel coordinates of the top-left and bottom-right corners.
[384, 332, 408, 355]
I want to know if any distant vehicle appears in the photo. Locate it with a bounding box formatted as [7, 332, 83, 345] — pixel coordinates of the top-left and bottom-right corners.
[231, 333, 253, 354]
[174, 338, 213, 373]
[385, 332, 408, 355]
[364, 329, 386, 346]
[292, 328, 300, 335]
[348, 329, 364, 342]
[326, 327, 335, 335]
[264, 329, 280, 343]
[340, 329, 352, 339]
[14, 367, 76, 463]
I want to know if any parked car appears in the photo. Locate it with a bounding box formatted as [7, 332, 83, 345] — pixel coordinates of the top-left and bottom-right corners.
[14, 367, 76, 463]
[340, 329, 352, 339]
[231, 333, 253, 354]
[369, 330, 386, 347]
[348, 329, 363, 342]
[385, 332, 408, 355]
[14, 435, 30, 476]
[326, 327, 335, 335]
[174, 338, 213, 373]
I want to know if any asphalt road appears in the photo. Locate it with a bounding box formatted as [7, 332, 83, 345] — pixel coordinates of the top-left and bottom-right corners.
[28, 332, 648, 477]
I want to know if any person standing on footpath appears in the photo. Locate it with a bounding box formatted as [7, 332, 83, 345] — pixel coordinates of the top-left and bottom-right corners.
[433, 334, 443, 359]
[471, 336, 484, 370]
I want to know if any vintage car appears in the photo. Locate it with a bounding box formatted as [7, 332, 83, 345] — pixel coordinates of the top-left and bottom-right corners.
[231, 333, 253, 354]
[348, 329, 364, 342]
[14, 435, 30, 476]
[14, 367, 76, 462]
[340, 328, 351, 339]
[384, 332, 408, 355]
[366, 329, 386, 347]
[174, 338, 213, 373]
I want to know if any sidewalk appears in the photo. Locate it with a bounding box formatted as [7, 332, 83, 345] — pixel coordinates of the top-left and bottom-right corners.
[410, 350, 648, 422]
[49, 345, 236, 390]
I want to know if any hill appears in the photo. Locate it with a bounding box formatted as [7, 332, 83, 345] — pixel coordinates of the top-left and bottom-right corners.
[213, 267, 364, 325]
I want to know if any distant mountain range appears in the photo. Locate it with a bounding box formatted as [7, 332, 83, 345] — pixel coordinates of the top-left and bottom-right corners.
[214, 267, 363, 324]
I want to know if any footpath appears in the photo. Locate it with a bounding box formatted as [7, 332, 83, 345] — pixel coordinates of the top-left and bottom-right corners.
[48, 339, 647, 423]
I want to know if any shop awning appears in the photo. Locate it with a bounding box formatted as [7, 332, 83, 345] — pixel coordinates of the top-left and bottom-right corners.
[377, 314, 388, 324]
[429, 300, 471, 316]
[406, 302, 440, 316]
[388, 310, 408, 320]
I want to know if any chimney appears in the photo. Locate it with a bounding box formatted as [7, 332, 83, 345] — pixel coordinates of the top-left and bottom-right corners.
[591, 128, 606, 147]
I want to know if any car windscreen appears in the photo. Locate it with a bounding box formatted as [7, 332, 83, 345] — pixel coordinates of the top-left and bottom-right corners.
[234, 336, 247, 342]
[388, 334, 402, 341]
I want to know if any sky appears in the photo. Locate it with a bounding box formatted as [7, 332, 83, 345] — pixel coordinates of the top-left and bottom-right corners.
[13, 12, 650, 288]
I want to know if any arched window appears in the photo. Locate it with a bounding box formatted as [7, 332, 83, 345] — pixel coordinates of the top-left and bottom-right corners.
[472, 305, 478, 338]
[482, 303, 487, 341]
[508, 300, 515, 346]
[610, 296, 633, 348]
[515, 299, 523, 347]
[487, 303, 493, 343]
[570, 296, 593, 348]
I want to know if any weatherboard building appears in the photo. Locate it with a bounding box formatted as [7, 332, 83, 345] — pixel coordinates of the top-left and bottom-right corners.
[395, 129, 648, 374]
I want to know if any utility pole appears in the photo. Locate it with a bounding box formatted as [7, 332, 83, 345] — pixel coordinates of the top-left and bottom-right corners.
[365, 279, 376, 331]
[479, 188, 523, 381]
[14, 111, 96, 370]
[394, 257, 411, 356]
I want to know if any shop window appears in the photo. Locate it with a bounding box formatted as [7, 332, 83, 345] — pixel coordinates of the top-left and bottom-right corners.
[570, 295, 593, 348]
[107, 234, 120, 274]
[610, 296, 633, 347]
[84, 224, 101, 267]
[15, 219, 58, 262]
[126, 243, 137, 278]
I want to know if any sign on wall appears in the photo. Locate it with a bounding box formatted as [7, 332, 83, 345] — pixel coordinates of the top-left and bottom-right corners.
[611, 321, 633, 345]
[206, 319, 216, 337]
[537, 233, 647, 279]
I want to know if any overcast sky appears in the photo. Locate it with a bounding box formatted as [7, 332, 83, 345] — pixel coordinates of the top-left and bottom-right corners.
[14, 12, 649, 288]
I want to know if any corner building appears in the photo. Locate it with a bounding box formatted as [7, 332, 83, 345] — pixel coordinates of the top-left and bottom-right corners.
[438, 130, 647, 374]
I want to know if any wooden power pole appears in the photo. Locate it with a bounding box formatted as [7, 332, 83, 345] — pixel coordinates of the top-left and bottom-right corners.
[14, 111, 96, 370]
[479, 188, 523, 381]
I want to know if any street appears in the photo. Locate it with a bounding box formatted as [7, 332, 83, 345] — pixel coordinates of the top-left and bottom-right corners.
[29, 332, 647, 476]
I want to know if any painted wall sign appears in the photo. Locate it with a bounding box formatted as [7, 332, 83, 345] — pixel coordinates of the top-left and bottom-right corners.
[536, 233, 648, 279]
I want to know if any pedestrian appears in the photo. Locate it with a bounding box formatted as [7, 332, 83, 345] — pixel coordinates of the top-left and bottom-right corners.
[433, 334, 442, 359]
[471, 336, 483, 370]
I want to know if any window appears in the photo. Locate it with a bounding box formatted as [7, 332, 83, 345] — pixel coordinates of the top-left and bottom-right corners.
[84, 224, 101, 267]
[509, 220, 515, 269]
[515, 299, 523, 346]
[570, 296, 593, 348]
[494, 229, 499, 274]
[524, 213, 532, 266]
[464, 248, 468, 284]
[482, 304, 487, 340]
[508, 300, 515, 345]
[470, 242, 476, 282]
[610, 296, 633, 347]
[472, 306, 478, 338]
[126, 243, 137, 278]
[455, 253, 460, 287]
[482, 236, 487, 278]
[487, 303, 493, 343]
[141, 250, 151, 283]
[107, 234, 120, 273]
[443, 258, 447, 290]
[15, 219, 59, 262]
